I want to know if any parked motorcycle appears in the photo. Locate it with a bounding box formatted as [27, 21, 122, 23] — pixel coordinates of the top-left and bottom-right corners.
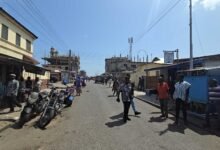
[17, 91, 48, 128]
[37, 87, 61, 129]
[62, 85, 75, 107]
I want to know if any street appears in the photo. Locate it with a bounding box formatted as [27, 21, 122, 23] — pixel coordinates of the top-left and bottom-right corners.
[0, 82, 220, 150]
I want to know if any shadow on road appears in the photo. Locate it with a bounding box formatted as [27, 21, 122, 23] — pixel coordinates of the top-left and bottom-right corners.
[107, 95, 116, 97]
[158, 122, 187, 135]
[0, 118, 16, 122]
[105, 120, 125, 128]
[0, 110, 21, 115]
[150, 112, 161, 114]
[105, 113, 125, 128]
[148, 116, 167, 123]
[110, 113, 123, 120]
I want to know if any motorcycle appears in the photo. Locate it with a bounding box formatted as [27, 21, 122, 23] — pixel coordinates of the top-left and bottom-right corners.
[17, 91, 48, 128]
[62, 85, 75, 107]
[37, 87, 61, 129]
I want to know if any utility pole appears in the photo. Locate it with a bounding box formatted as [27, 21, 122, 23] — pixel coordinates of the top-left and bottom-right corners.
[128, 37, 133, 61]
[189, 0, 193, 69]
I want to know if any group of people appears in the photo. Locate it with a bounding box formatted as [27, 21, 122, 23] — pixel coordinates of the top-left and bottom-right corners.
[6, 74, 42, 112]
[156, 74, 191, 125]
[115, 74, 192, 125]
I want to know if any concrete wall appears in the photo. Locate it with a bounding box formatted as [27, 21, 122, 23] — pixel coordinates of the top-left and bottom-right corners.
[0, 14, 34, 58]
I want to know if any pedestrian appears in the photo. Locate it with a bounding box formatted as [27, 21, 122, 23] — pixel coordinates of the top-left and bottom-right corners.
[18, 76, 26, 102]
[141, 76, 145, 91]
[173, 74, 191, 125]
[26, 76, 32, 89]
[203, 79, 220, 128]
[108, 78, 113, 88]
[138, 77, 141, 91]
[130, 82, 141, 116]
[76, 76, 82, 96]
[112, 78, 119, 96]
[116, 76, 132, 123]
[33, 77, 42, 92]
[6, 74, 22, 112]
[156, 75, 169, 118]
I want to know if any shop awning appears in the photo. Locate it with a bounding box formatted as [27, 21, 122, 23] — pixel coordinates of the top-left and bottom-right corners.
[0, 54, 48, 75]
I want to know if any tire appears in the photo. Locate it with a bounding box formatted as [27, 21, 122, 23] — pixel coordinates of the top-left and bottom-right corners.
[18, 111, 31, 127]
[38, 109, 55, 129]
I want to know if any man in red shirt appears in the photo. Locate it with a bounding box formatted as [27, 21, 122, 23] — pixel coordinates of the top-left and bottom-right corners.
[156, 76, 169, 118]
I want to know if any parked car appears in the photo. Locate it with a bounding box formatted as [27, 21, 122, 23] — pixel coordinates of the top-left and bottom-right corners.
[95, 76, 104, 84]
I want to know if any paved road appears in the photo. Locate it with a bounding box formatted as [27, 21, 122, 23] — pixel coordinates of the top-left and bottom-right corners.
[0, 82, 220, 150]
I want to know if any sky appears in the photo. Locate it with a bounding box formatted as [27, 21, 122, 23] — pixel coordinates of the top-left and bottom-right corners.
[1, 0, 220, 76]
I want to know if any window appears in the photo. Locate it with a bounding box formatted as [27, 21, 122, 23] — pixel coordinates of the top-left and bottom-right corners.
[16, 33, 21, 46]
[1, 24, 8, 40]
[26, 39, 31, 51]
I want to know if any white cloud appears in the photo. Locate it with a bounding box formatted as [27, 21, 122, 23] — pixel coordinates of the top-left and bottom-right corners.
[192, 0, 200, 7]
[201, 0, 220, 10]
[192, 0, 220, 10]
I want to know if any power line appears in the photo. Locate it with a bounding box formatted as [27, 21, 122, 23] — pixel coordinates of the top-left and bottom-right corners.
[2, 1, 56, 47]
[120, 0, 183, 57]
[25, 0, 69, 49]
[136, 0, 183, 43]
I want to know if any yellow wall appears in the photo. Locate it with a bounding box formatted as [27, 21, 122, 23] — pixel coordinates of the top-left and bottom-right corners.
[130, 63, 166, 87]
[0, 14, 34, 58]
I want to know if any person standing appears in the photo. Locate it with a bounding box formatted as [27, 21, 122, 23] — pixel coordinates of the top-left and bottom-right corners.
[26, 76, 32, 90]
[130, 83, 141, 116]
[156, 76, 169, 118]
[117, 76, 132, 123]
[173, 74, 191, 125]
[33, 77, 42, 92]
[6, 74, 22, 112]
[18, 76, 26, 102]
[25, 76, 32, 97]
[75, 76, 82, 96]
[141, 76, 145, 91]
[112, 78, 119, 96]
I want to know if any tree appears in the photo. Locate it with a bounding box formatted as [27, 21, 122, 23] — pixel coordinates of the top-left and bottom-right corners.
[152, 57, 160, 62]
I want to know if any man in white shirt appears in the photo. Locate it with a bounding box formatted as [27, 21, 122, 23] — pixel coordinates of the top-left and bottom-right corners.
[173, 74, 191, 125]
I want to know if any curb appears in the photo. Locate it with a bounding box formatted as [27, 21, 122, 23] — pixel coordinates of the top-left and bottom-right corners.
[134, 96, 206, 128]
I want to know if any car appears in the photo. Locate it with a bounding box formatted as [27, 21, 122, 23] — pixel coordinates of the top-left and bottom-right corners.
[95, 76, 104, 84]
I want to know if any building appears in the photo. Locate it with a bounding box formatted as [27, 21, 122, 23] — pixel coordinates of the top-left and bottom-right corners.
[144, 54, 220, 89]
[0, 7, 50, 99]
[43, 47, 80, 82]
[105, 56, 147, 78]
[130, 63, 169, 89]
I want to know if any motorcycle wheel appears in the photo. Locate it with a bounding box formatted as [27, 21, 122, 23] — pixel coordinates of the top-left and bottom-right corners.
[18, 111, 31, 128]
[38, 109, 55, 129]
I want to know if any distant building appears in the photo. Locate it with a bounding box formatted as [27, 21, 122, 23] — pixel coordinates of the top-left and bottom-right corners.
[105, 56, 148, 79]
[42, 47, 80, 81]
[0, 7, 50, 99]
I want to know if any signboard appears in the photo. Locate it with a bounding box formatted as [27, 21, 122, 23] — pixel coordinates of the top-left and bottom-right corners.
[164, 51, 174, 64]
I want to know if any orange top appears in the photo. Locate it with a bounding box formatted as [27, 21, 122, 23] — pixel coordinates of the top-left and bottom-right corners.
[157, 82, 169, 99]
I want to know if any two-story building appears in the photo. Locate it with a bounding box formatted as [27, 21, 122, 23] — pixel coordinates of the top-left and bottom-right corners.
[0, 7, 50, 98]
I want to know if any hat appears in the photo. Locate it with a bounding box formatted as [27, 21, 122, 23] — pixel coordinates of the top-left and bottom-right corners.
[10, 74, 16, 77]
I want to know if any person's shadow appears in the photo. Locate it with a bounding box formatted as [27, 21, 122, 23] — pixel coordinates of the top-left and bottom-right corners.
[158, 122, 187, 135]
[148, 116, 166, 123]
[105, 113, 125, 128]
